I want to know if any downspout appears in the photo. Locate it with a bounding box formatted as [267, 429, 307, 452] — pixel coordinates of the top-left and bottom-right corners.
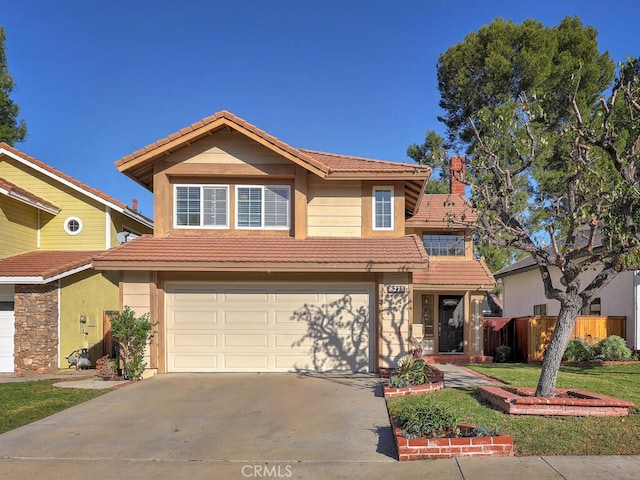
[57, 279, 61, 369]
[37, 210, 41, 249]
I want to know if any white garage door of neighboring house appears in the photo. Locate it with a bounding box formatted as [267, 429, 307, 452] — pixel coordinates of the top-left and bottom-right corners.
[165, 282, 374, 373]
[0, 301, 15, 373]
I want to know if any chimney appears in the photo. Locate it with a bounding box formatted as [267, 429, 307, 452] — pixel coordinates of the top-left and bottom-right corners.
[449, 156, 466, 196]
[131, 198, 139, 211]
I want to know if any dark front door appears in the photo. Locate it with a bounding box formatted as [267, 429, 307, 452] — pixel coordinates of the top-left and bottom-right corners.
[438, 296, 464, 353]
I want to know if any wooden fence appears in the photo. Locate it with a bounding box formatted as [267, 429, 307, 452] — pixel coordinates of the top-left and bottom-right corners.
[514, 315, 626, 363]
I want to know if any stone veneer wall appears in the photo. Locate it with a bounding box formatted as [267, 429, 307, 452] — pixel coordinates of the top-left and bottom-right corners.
[14, 283, 59, 375]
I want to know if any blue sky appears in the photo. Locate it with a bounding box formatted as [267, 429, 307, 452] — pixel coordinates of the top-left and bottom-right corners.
[2, 0, 638, 216]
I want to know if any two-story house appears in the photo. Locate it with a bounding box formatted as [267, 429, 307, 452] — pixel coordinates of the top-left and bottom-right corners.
[0, 143, 153, 374]
[93, 111, 494, 373]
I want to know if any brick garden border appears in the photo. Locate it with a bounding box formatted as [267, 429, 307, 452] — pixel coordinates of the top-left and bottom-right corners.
[380, 365, 445, 397]
[392, 417, 514, 460]
[479, 386, 634, 416]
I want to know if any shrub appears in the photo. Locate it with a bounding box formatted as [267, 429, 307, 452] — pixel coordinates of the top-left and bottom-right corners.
[495, 345, 512, 363]
[563, 338, 595, 362]
[395, 396, 458, 439]
[396, 356, 427, 385]
[110, 306, 157, 380]
[388, 374, 412, 388]
[595, 335, 632, 361]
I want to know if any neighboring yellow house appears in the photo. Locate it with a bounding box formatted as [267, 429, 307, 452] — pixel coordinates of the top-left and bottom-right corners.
[0, 143, 153, 374]
[94, 111, 494, 374]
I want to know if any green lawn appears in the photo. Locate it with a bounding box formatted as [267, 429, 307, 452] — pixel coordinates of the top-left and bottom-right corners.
[387, 363, 640, 456]
[0, 380, 110, 434]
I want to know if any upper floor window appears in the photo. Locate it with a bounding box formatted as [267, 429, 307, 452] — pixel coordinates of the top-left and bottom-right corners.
[373, 187, 393, 230]
[175, 185, 228, 228]
[64, 216, 83, 235]
[423, 234, 465, 256]
[236, 185, 290, 229]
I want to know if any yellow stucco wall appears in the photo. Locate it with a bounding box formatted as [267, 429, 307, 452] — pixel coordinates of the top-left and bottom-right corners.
[1, 155, 108, 250]
[0, 195, 38, 257]
[59, 270, 119, 367]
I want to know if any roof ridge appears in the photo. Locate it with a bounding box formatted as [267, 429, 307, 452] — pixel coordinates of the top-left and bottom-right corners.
[117, 111, 330, 175]
[299, 148, 427, 169]
[0, 143, 129, 211]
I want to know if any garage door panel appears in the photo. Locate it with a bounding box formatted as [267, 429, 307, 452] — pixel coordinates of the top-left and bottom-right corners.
[224, 355, 269, 369]
[274, 291, 321, 302]
[171, 333, 217, 348]
[223, 311, 268, 325]
[170, 312, 218, 328]
[171, 354, 218, 371]
[165, 282, 372, 373]
[224, 334, 268, 347]
[224, 291, 269, 302]
[274, 333, 312, 348]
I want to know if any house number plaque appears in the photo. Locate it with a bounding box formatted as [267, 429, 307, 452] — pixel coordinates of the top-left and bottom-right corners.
[388, 285, 406, 293]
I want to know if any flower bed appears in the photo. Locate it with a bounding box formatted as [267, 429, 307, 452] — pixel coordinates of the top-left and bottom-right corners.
[392, 417, 514, 460]
[478, 386, 634, 416]
[380, 364, 445, 398]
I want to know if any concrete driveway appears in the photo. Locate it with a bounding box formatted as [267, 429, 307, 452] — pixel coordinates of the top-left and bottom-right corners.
[0, 373, 406, 478]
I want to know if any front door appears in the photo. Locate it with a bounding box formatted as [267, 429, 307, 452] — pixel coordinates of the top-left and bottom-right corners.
[438, 296, 464, 353]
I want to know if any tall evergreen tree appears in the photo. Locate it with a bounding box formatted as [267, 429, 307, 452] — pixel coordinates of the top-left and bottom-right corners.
[0, 26, 27, 145]
[410, 16, 640, 396]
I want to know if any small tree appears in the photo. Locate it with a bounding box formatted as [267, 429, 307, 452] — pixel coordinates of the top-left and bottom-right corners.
[110, 306, 156, 380]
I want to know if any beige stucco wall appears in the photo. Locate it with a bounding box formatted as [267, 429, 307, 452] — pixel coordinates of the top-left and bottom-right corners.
[378, 272, 411, 368]
[307, 177, 362, 237]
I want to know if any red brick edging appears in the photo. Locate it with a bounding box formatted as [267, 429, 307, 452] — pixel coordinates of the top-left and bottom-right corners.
[392, 417, 514, 460]
[478, 386, 634, 416]
[380, 365, 445, 397]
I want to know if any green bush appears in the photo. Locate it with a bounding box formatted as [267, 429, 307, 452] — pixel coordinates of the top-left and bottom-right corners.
[396, 356, 427, 385]
[395, 395, 458, 439]
[495, 345, 512, 363]
[563, 338, 595, 362]
[595, 335, 632, 361]
[110, 306, 157, 380]
[387, 374, 412, 388]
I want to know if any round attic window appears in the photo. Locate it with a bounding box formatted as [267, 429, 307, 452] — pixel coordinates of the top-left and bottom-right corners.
[64, 217, 83, 235]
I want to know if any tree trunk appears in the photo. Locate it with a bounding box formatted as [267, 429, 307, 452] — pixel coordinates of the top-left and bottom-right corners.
[535, 303, 580, 397]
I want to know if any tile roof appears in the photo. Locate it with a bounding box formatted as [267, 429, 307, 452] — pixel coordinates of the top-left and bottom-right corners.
[93, 235, 429, 272]
[0, 143, 153, 227]
[0, 251, 100, 282]
[0, 176, 60, 214]
[299, 149, 431, 175]
[413, 259, 495, 290]
[407, 194, 476, 226]
[114, 110, 431, 191]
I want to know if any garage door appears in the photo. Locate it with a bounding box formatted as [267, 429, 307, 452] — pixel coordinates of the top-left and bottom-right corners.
[0, 303, 15, 373]
[165, 282, 374, 373]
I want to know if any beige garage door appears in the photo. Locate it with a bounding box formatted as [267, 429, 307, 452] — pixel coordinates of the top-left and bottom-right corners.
[165, 282, 373, 373]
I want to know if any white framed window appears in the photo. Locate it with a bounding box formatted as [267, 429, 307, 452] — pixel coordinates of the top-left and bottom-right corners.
[64, 216, 83, 235]
[174, 185, 229, 228]
[373, 187, 394, 230]
[236, 185, 290, 229]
